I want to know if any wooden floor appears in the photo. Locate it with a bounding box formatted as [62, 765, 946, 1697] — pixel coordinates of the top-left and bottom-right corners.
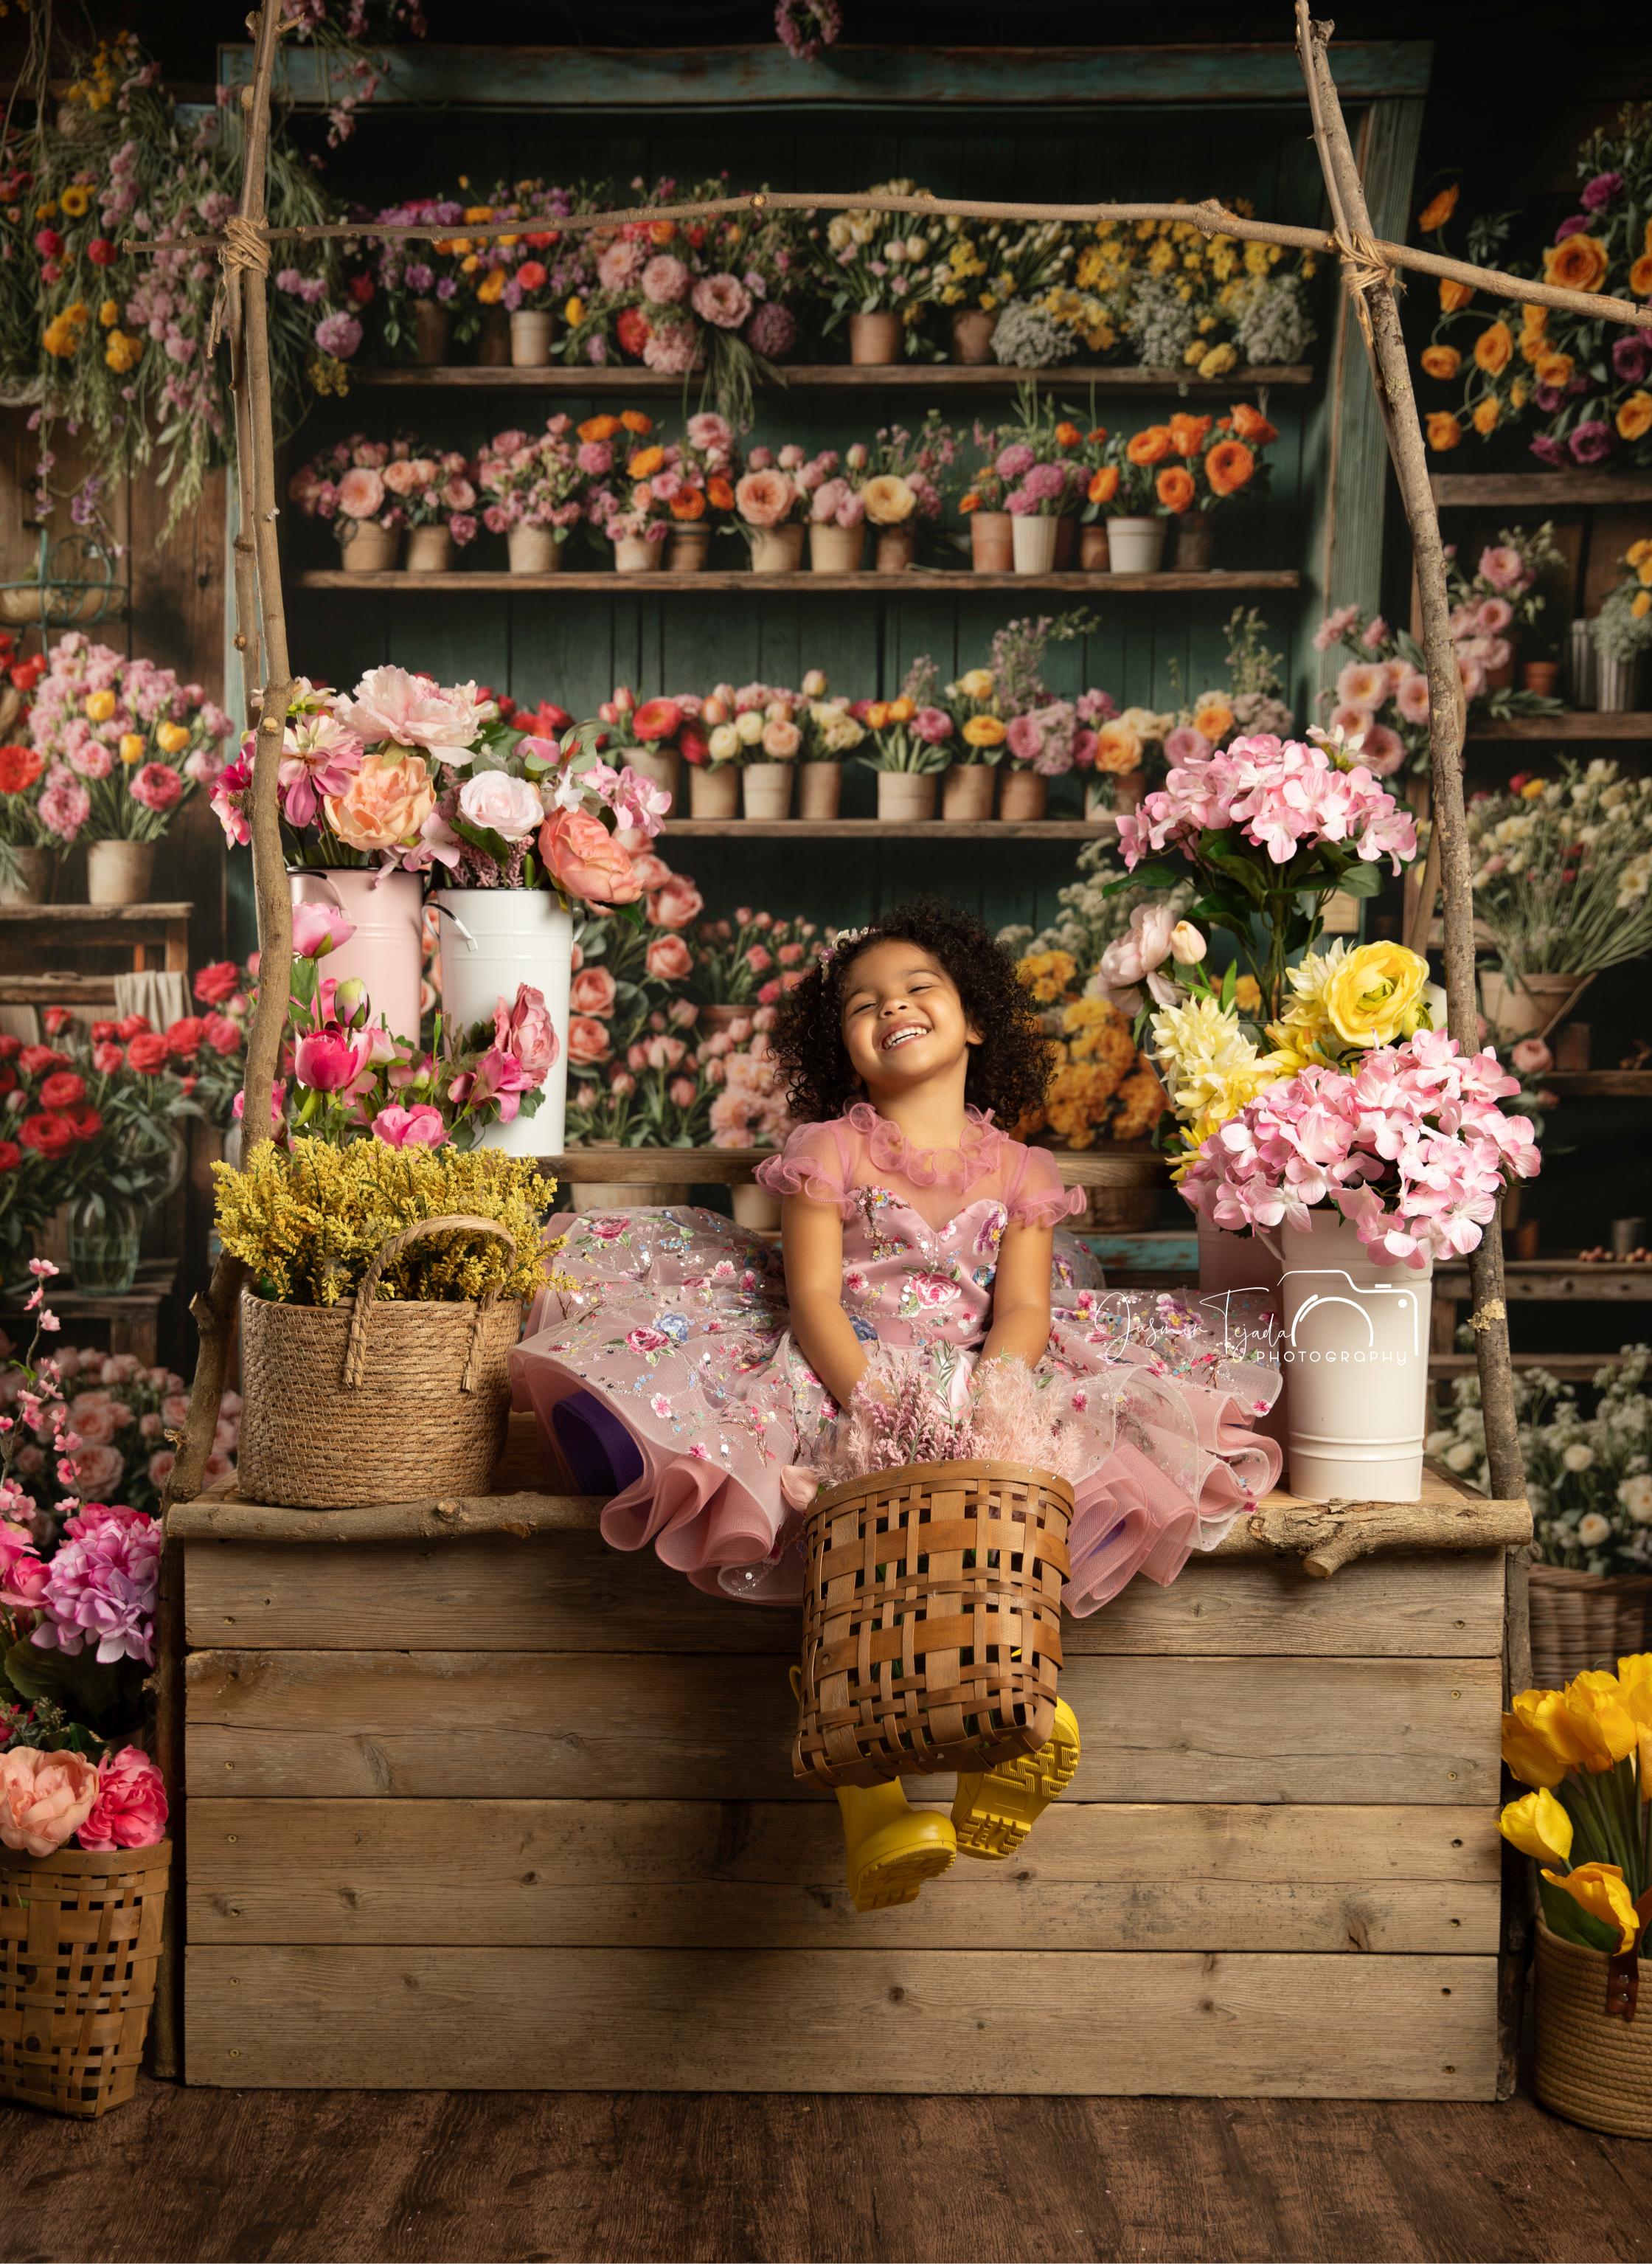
[4, 2080, 1650, 2263]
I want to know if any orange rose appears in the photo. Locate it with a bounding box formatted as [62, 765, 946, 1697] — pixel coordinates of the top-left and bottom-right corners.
[1167, 412, 1212, 457]
[1156, 464, 1196, 513]
[1054, 420, 1082, 449]
[1126, 425, 1173, 465]
[1417, 185, 1459, 233]
[670, 487, 707, 519]
[1535, 350, 1575, 389]
[1204, 438, 1254, 495]
[1472, 395, 1500, 435]
[1087, 465, 1120, 505]
[959, 492, 980, 513]
[1521, 303, 1548, 336]
[1438, 277, 1473, 314]
[620, 409, 653, 435]
[1228, 402, 1277, 444]
[1631, 252, 1652, 299]
[324, 750, 435, 853]
[1617, 392, 1652, 442]
[538, 806, 642, 907]
[1544, 235, 1608, 295]
[1426, 411, 1463, 452]
[1420, 345, 1462, 380]
[1473, 322, 1513, 375]
[627, 446, 664, 479]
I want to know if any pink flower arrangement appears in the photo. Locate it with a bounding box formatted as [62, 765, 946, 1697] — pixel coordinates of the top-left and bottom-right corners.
[477, 416, 586, 542]
[0, 1743, 167, 1856]
[1119, 733, 1417, 872]
[288, 435, 416, 547]
[26, 632, 232, 848]
[1179, 1031, 1541, 1269]
[30, 1503, 162, 1668]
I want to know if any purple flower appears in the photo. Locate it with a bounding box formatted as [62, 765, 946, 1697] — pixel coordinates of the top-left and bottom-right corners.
[405, 262, 434, 294]
[747, 300, 797, 360]
[1614, 333, 1652, 384]
[995, 441, 1035, 480]
[1581, 171, 1622, 211]
[313, 311, 362, 360]
[1553, 214, 1593, 242]
[1534, 384, 1565, 414]
[1569, 420, 1614, 465]
[434, 277, 457, 302]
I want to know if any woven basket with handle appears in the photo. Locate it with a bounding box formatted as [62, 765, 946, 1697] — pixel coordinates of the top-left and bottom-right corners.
[1529, 1564, 1652, 1688]
[794, 1458, 1072, 1790]
[1534, 1920, 1652, 2138]
[235, 1214, 522, 1509]
[0, 1840, 170, 2119]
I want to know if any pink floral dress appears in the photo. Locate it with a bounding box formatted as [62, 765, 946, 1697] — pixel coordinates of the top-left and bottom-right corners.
[510, 1105, 1282, 1614]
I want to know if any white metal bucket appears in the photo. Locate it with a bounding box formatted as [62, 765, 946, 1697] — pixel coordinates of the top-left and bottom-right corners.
[289, 867, 423, 1042]
[433, 887, 572, 1154]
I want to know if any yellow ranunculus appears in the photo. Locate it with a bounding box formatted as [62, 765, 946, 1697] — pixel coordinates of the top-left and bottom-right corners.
[1322, 941, 1431, 1049]
[84, 689, 116, 724]
[118, 733, 145, 766]
[97, 297, 119, 328]
[862, 474, 916, 527]
[476, 269, 505, 304]
[962, 715, 1006, 749]
[155, 720, 190, 757]
[1541, 1862, 1641, 1953]
[957, 668, 994, 700]
[1543, 233, 1608, 296]
[1500, 1788, 1573, 1866]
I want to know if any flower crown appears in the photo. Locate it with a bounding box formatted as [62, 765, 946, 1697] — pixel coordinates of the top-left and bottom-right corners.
[820, 924, 872, 963]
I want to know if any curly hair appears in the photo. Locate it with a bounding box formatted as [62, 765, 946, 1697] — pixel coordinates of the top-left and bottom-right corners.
[769, 897, 1054, 1126]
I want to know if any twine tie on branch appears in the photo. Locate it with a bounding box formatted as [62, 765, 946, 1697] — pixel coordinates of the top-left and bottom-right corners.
[1331, 226, 1398, 350]
[207, 213, 273, 359]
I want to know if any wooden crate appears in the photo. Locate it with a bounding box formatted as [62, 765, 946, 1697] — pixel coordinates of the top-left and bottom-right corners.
[171, 1456, 1527, 2099]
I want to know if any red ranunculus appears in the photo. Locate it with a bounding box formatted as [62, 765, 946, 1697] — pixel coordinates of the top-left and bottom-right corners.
[115, 1014, 151, 1042]
[9, 654, 44, 692]
[192, 961, 240, 1006]
[0, 1034, 17, 1060]
[616, 306, 651, 359]
[631, 698, 682, 743]
[18, 1045, 66, 1076]
[91, 1042, 124, 1075]
[347, 273, 375, 305]
[41, 1006, 74, 1036]
[64, 1104, 102, 1141]
[18, 1112, 74, 1157]
[164, 1017, 208, 1057]
[125, 1033, 171, 1076]
[202, 1013, 242, 1056]
[0, 1140, 19, 1171]
[38, 1071, 85, 1110]
[677, 723, 709, 767]
[90, 1020, 117, 1042]
[0, 742, 41, 792]
[87, 238, 117, 266]
[0, 1066, 15, 1094]
[516, 260, 548, 294]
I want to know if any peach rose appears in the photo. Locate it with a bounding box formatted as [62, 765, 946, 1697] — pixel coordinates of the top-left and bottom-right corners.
[647, 874, 704, 929]
[0, 1746, 100, 1856]
[566, 1016, 612, 1066]
[570, 966, 618, 1017]
[336, 466, 386, 521]
[538, 807, 641, 907]
[645, 934, 693, 981]
[324, 750, 435, 853]
[735, 468, 794, 529]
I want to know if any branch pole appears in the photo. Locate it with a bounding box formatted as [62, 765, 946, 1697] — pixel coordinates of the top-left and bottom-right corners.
[121, 190, 1652, 333]
[1294, 6, 1524, 1507]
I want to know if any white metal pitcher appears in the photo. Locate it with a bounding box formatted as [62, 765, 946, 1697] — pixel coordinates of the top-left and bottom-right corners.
[433, 887, 572, 1154]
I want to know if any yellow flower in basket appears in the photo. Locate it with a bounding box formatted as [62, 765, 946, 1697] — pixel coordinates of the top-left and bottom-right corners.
[1564, 1671, 1642, 1771]
[1502, 1693, 1575, 1787]
[1540, 1862, 1641, 1953]
[1618, 1651, 1652, 1725]
[1322, 941, 1430, 1050]
[1499, 1788, 1572, 1866]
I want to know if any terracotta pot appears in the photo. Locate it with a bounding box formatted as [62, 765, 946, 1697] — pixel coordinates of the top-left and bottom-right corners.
[409, 299, 451, 367]
[743, 762, 794, 820]
[849, 311, 903, 366]
[1479, 968, 1589, 1043]
[873, 527, 916, 573]
[950, 308, 999, 364]
[664, 527, 710, 572]
[623, 744, 680, 808]
[1109, 516, 1167, 573]
[405, 525, 454, 573]
[474, 307, 510, 366]
[809, 522, 865, 573]
[507, 524, 560, 575]
[1172, 516, 1215, 572]
[341, 523, 399, 573]
[614, 534, 665, 574]
[878, 772, 937, 823]
[0, 845, 52, 906]
[1080, 523, 1111, 572]
[1554, 1020, 1591, 1070]
[942, 765, 995, 821]
[1485, 638, 1517, 693]
[749, 525, 805, 574]
[971, 512, 1014, 572]
[1086, 769, 1146, 819]
[1011, 516, 1059, 575]
[998, 770, 1048, 822]
[797, 763, 841, 820]
[1053, 516, 1077, 570]
[689, 765, 740, 819]
[732, 1183, 783, 1232]
[1521, 659, 1560, 697]
[86, 840, 155, 907]
[509, 309, 555, 367]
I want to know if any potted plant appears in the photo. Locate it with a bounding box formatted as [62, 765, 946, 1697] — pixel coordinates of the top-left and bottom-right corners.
[503, 238, 562, 367]
[810, 179, 943, 366]
[26, 633, 232, 905]
[690, 688, 745, 817]
[1592, 541, 1652, 710]
[0, 738, 56, 906]
[1315, 597, 1562, 782]
[959, 422, 1015, 572]
[396, 449, 479, 573]
[478, 416, 584, 575]
[1077, 428, 1121, 570]
[658, 413, 740, 571]
[1164, 404, 1278, 570]
[1446, 523, 1566, 693]
[367, 195, 467, 366]
[941, 665, 1007, 820]
[1465, 761, 1652, 1039]
[687, 904, 819, 1035]
[997, 401, 1084, 575]
[853, 663, 953, 822]
[701, 683, 805, 820]
[288, 435, 414, 573]
[595, 686, 701, 807]
[1499, 1655, 1652, 2138]
[933, 215, 1072, 364]
[732, 449, 809, 574]
[861, 412, 956, 571]
[1108, 425, 1179, 573]
[970, 609, 1098, 820]
[802, 447, 870, 573]
[794, 676, 860, 818]
[707, 1017, 796, 1229]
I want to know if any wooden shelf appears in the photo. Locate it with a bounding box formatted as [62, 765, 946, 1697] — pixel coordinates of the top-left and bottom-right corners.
[347, 361, 1316, 394]
[0, 972, 133, 1005]
[662, 817, 1114, 840]
[1541, 1070, 1652, 1096]
[1435, 1257, 1652, 1301]
[1428, 1351, 1636, 1377]
[1467, 713, 1651, 741]
[1431, 471, 1652, 508]
[550, 1143, 1165, 1189]
[0, 900, 192, 924]
[295, 567, 1300, 596]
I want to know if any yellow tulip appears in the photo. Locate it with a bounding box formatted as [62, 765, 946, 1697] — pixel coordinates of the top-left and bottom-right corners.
[84, 689, 116, 724]
[1500, 1788, 1573, 1865]
[1564, 1671, 1641, 1771]
[118, 733, 144, 766]
[1502, 1703, 1570, 1789]
[1541, 1861, 1641, 1953]
[1618, 1653, 1652, 1726]
[154, 721, 190, 757]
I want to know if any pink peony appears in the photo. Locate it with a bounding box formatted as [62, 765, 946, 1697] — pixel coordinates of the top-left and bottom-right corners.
[335, 667, 491, 767]
[0, 1519, 46, 1610]
[1475, 595, 1515, 636]
[1477, 545, 1527, 593]
[371, 1103, 447, 1148]
[77, 1746, 168, 1852]
[0, 1747, 100, 1856]
[640, 254, 690, 304]
[290, 901, 355, 959]
[691, 273, 752, 329]
[467, 1044, 535, 1123]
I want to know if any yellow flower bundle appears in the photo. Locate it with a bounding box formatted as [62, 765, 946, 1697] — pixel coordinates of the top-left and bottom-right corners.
[1499, 1654, 1652, 1958]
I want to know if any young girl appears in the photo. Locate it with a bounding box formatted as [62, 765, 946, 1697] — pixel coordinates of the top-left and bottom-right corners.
[511, 901, 1282, 1908]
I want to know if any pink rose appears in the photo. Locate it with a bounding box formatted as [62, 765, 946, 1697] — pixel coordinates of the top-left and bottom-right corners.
[647, 875, 704, 930]
[457, 769, 544, 842]
[66, 1396, 118, 1446]
[566, 1016, 612, 1066]
[538, 807, 641, 907]
[1510, 1037, 1552, 1076]
[0, 1746, 100, 1856]
[336, 465, 385, 521]
[493, 984, 558, 1080]
[626, 1326, 670, 1354]
[68, 1441, 126, 1498]
[734, 468, 794, 530]
[290, 900, 355, 959]
[77, 1746, 168, 1852]
[371, 1103, 448, 1148]
[0, 1520, 45, 1609]
[570, 966, 618, 1018]
[294, 1025, 368, 1093]
[668, 1076, 696, 1107]
[644, 934, 693, 982]
[323, 750, 436, 854]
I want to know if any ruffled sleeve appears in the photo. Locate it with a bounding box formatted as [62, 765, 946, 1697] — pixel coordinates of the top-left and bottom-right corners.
[753, 1118, 856, 1217]
[1002, 1140, 1087, 1230]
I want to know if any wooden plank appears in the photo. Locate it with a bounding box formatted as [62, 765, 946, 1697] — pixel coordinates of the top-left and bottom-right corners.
[662, 820, 1117, 840]
[0, 974, 125, 1004]
[0, 901, 193, 926]
[1430, 1351, 1632, 1377]
[183, 1649, 1502, 1804]
[345, 362, 1316, 393]
[184, 1798, 1500, 1954]
[218, 42, 1435, 111]
[293, 568, 1303, 596]
[1466, 712, 1652, 742]
[184, 1944, 1497, 2097]
[1431, 471, 1652, 508]
[183, 1536, 1504, 1658]
[1435, 1261, 1652, 1304]
[1541, 1070, 1652, 1096]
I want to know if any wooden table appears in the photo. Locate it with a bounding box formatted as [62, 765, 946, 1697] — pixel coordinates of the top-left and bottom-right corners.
[0, 901, 192, 1009]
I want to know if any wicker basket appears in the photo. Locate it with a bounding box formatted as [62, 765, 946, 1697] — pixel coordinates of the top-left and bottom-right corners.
[235, 1214, 522, 1509]
[1534, 1921, 1652, 2138]
[1529, 1564, 1652, 1686]
[0, 1839, 170, 2119]
[794, 1458, 1072, 1790]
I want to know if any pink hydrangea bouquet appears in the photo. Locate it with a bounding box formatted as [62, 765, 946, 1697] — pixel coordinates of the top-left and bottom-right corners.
[476, 416, 585, 545]
[27, 633, 232, 850]
[288, 434, 416, 553]
[1179, 1029, 1541, 1270]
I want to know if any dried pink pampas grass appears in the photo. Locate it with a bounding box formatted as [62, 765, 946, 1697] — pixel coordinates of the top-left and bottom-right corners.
[809, 1349, 1085, 1489]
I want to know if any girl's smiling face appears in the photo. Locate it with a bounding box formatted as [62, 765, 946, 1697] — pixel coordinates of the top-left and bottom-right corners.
[839, 940, 979, 1098]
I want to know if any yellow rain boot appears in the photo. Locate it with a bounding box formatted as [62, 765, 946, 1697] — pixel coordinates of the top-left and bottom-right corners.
[951, 1699, 1081, 1860]
[836, 1779, 957, 1912]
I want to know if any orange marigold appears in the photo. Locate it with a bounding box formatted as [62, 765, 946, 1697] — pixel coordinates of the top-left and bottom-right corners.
[707, 475, 735, 510]
[1420, 345, 1462, 381]
[578, 414, 620, 442]
[1054, 420, 1082, 449]
[627, 446, 664, 479]
[620, 409, 654, 435]
[1125, 425, 1173, 465]
[1204, 438, 1254, 496]
[1426, 411, 1463, 452]
[1156, 465, 1196, 513]
[670, 487, 707, 520]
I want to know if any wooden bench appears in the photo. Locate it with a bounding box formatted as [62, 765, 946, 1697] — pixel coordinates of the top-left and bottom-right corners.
[170, 1439, 1530, 2100]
